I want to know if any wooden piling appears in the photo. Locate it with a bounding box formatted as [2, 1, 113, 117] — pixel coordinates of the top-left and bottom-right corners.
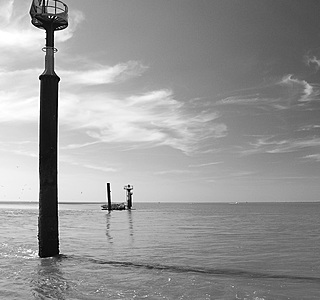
[107, 182, 112, 211]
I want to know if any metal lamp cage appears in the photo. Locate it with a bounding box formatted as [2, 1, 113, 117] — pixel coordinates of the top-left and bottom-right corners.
[30, 0, 68, 31]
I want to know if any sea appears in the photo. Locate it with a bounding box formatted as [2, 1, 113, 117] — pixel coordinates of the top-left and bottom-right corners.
[0, 201, 319, 300]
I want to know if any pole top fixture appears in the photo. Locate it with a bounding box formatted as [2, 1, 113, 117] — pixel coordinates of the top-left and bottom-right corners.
[30, 0, 68, 31]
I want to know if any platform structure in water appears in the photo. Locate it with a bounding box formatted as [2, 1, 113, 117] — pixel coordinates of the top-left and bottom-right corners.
[101, 202, 127, 211]
[101, 183, 134, 211]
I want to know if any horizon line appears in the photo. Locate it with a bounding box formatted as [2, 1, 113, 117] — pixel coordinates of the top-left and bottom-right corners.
[0, 200, 319, 204]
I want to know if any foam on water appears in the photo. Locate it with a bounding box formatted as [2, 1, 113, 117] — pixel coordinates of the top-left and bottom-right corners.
[0, 243, 38, 260]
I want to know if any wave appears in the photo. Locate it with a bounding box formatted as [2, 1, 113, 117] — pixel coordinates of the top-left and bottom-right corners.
[57, 254, 320, 283]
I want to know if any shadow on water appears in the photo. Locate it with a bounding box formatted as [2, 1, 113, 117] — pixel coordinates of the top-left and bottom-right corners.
[31, 256, 70, 300]
[55, 254, 320, 284]
[89, 259, 320, 283]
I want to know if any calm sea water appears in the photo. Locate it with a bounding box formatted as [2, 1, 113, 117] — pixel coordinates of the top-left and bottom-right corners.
[0, 202, 319, 299]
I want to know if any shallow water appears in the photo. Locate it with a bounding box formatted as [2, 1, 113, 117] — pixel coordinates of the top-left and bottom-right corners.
[1, 202, 319, 299]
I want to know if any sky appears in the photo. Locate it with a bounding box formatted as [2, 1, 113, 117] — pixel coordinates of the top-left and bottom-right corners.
[1, 0, 320, 203]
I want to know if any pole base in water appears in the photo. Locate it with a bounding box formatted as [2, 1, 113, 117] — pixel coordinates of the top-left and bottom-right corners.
[38, 215, 59, 258]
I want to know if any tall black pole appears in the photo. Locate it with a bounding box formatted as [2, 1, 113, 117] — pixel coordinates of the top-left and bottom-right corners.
[127, 192, 132, 210]
[30, 0, 68, 258]
[38, 25, 60, 258]
[107, 183, 112, 211]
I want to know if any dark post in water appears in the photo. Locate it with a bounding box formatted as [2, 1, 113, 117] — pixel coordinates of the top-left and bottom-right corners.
[124, 184, 133, 209]
[30, 0, 68, 258]
[106, 183, 112, 211]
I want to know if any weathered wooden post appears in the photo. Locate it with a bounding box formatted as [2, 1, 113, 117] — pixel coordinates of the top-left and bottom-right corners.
[30, 0, 68, 258]
[124, 184, 133, 209]
[106, 183, 112, 211]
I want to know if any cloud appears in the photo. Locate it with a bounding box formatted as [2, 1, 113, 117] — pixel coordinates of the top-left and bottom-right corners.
[215, 95, 262, 106]
[205, 170, 257, 183]
[279, 74, 318, 103]
[212, 72, 320, 163]
[304, 54, 320, 71]
[303, 154, 320, 162]
[59, 89, 226, 155]
[60, 61, 148, 86]
[0, 61, 147, 122]
[189, 162, 223, 168]
[59, 154, 118, 173]
[0, 0, 14, 23]
[298, 125, 320, 132]
[216, 75, 320, 111]
[241, 135, 320, 155]
[0, 141, 37, 158]
[0, 65, 224, 155]
[0, 68, 40, 123]
[60, 141, 101, 150]
[81, 164, 117, 173]
[56, 10, 85, 42]
[154, 169, 193, 175]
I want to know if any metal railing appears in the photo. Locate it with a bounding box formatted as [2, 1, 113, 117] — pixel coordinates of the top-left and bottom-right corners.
[32, 0, 68, 16]
[40, 0, 67, 15]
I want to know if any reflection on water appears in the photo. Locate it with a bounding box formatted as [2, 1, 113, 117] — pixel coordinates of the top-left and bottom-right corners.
[128, 209, 134, 238]
[31, 256, 69, 300]
[105, 212, 113, 243]
[105, 210, 134, 244]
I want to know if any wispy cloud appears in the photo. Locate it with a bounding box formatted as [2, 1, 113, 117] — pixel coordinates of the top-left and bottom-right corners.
[189, 162, 223, 168]
[60, 61, 148, 86]
[56, 10, 85, 43]
[71, 162, 118, 173]
[304, 52, 320, 72]
[215, 95, 263, 106]
[0, 0, 14, 24]
[59, 89, 226, 154]
[60, 141, 101, 150]
[0, 140, 37, 158]
[0, 65, 223, 156]
[60, 154, 118, 173]
[298, 125, 320, 132]
[241, 135, 320, 155]
[279, 74, 319, 103]
[206, 174, 317, 183]
[213, 72, 320, 163]
[205, 170, 257, 183]
[216, 74, 320, 111]
[0, 68, 40, 122]
[154, 169, 193, 175]
[303, 154, 320, 162]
